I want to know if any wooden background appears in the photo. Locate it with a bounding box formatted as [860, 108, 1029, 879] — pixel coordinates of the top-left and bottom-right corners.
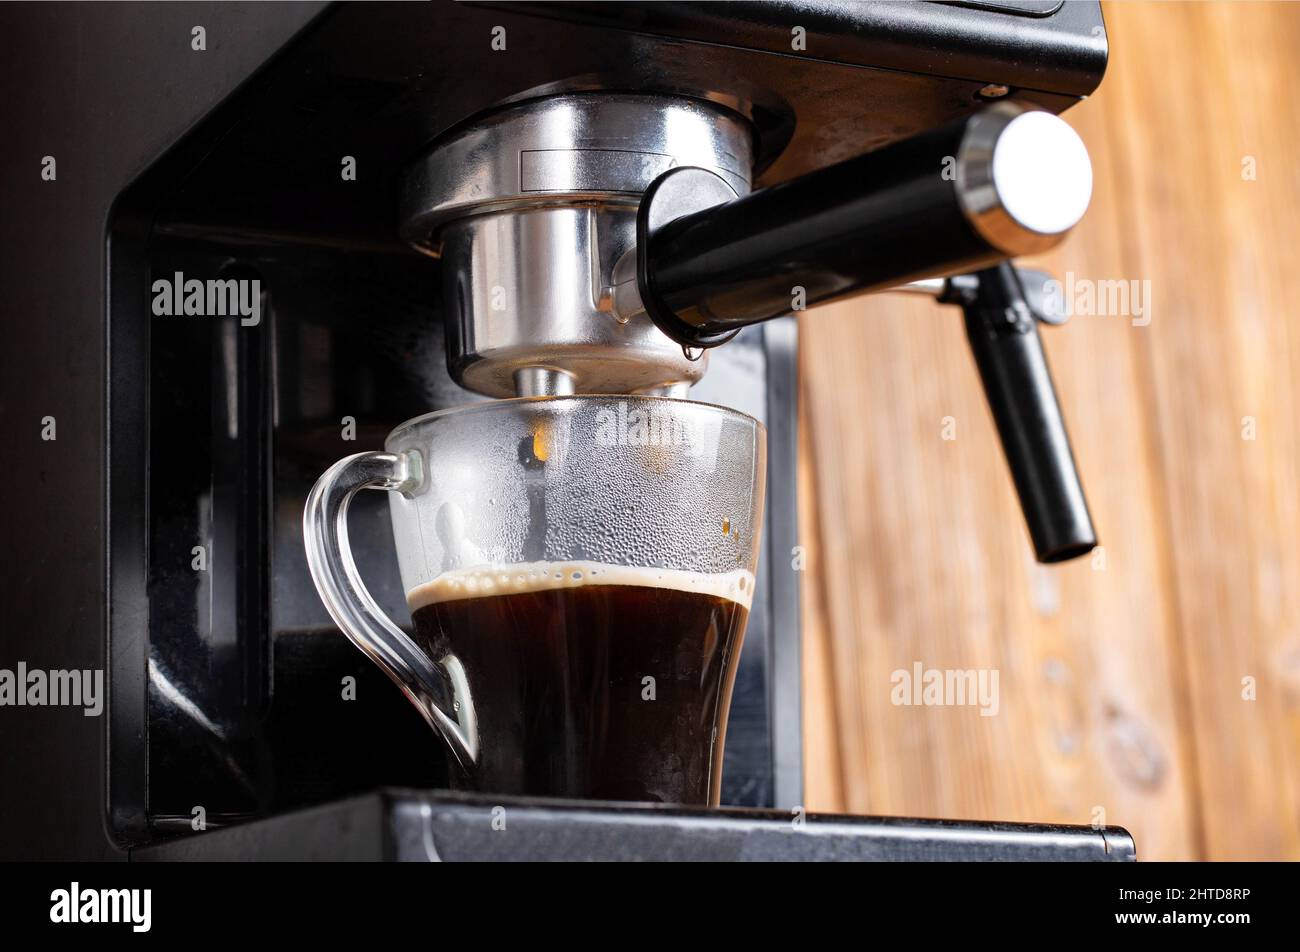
[797, 1, 1300, 861]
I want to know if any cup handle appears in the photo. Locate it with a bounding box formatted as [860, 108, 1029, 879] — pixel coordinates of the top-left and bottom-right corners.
[303, 451, 478, 765]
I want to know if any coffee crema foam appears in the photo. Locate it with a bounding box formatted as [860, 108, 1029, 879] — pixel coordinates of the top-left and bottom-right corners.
[406, 561, 755, 612]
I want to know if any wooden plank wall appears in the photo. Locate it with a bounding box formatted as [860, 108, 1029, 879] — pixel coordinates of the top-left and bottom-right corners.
[798, 1, 1300, 860]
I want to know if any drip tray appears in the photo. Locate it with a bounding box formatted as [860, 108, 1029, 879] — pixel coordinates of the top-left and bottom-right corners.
[131, 790, 1136, 862]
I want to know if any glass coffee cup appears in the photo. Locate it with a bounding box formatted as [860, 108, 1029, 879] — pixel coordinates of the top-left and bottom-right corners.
[304, 395, 765, 805]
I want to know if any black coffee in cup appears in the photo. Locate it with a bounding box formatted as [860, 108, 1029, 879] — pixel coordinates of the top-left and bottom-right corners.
[408, 561, 752, 804]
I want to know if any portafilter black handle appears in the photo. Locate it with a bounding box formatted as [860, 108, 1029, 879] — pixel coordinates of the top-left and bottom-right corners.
[636, 100, 1094, 344]
[635, 100, 1097, 562]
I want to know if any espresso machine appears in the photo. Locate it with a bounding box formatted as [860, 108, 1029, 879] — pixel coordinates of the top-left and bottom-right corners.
[1, 0, 1134, 860]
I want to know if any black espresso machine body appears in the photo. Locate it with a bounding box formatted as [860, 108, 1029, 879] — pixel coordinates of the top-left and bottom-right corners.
[0, 1, 1109, 859]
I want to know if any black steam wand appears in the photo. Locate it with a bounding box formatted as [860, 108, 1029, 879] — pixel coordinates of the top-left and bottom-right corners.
[943, 264, 1095, 562]
[633, 102, 1097, 563]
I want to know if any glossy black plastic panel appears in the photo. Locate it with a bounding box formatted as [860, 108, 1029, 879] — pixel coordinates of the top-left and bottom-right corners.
[496, 1, 1107, 97]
